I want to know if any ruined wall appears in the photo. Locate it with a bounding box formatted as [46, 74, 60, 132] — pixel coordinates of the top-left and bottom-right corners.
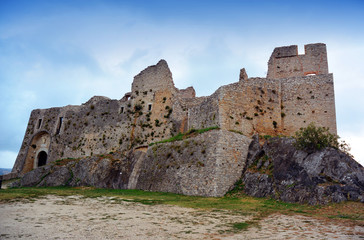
[216, 73, 336, 136]
[187, 92, 220, 130]
[13, 60, 196, 175]
[267, 43, 328, 79]
[217, 79, 282, 136]
[131, 60, 176, 95]
[280, 74, 336, 135]
[135, 130, 251, 197]
[13, 97, 130, 174]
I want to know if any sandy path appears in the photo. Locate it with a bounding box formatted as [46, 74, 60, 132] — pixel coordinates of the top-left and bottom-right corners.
[0, 195, 363, 239]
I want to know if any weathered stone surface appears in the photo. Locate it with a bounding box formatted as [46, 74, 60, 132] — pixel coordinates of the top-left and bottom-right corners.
[69, 156, 132, 189]
[13, 152, 135, 189]
[136, 130, 251, 197]
[12, 130, 250, 197]
[1, 172, 18, 181]
[20, 165, 52, 187]
[267, 43, 328, 79]
[242, 137, 364, 204]
[38, 165, 71, 187]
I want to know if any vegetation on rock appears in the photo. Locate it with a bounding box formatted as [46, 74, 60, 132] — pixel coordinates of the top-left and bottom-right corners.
[294, 123, 351, 155]
[149, 126, 219, 146]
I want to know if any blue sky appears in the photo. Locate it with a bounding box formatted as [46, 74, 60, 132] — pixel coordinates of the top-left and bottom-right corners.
[1, 0, 364, 168]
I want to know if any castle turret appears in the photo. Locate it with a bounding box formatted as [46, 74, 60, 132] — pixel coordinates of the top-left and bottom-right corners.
[267, 43, 329, 79]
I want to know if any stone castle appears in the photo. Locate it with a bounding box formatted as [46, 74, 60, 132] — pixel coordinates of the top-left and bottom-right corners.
[9, 43, 337, 197]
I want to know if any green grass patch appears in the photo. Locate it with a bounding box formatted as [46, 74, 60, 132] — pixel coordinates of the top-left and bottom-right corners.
[232, 222, 250, 231]
[1, 186, 363, 225]
[149, 126, 219, 146]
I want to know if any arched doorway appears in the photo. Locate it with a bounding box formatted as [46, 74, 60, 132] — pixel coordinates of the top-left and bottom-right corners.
[37, 151, 48, 167]
[22, 131, 51, 173]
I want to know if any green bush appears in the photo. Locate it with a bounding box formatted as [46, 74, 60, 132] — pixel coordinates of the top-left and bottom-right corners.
[294, 123, 351, 155]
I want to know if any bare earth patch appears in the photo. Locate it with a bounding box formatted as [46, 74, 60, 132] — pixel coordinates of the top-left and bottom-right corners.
[0, 195, 363, 239]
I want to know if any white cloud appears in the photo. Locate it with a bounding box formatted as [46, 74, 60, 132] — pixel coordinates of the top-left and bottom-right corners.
[0, 151, 17, 169]
[339, 128, 364, 166]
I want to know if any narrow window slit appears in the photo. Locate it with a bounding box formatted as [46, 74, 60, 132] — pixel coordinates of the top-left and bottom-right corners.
[56, 117, 63, 135]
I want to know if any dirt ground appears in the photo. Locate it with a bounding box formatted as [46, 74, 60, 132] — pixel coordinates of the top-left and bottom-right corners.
[0, 195, 363, 239]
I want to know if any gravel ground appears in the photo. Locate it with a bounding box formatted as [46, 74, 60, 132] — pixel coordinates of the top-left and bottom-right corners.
[0, 195, 363, 239]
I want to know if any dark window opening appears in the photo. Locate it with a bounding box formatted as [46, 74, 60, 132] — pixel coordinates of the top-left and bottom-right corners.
[56, 117, 63, 135]
[37, 151, 47, 167]
[37, 119, 42, 129]
[148, 104, 152, 111]
[121, 107, 124, 113]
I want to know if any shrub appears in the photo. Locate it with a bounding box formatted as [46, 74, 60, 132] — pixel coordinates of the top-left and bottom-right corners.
[263, 135, 272, 140]
[294, 123, 351, 155]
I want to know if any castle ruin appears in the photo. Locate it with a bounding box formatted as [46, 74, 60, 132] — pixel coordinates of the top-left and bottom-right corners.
[9, 43, 337, 197]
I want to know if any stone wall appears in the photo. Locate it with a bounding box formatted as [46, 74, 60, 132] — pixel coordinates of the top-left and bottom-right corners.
[214, 73, 336, 136]
[12, 60, 200, 175]
[187, 92, 220, 130]
[267, 43, 328, 79]
[131, 60, 176, 96]
[280, 74, 336, 135]
[135, 130, 251, 197]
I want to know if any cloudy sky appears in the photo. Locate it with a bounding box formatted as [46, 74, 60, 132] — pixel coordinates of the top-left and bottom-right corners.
[1, 0, 364, 168]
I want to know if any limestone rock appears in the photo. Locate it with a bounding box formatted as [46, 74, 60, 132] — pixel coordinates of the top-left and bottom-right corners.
[20, 165, 52, 187]
[38, 165, 71, 187]
[242, 137, 364, 204]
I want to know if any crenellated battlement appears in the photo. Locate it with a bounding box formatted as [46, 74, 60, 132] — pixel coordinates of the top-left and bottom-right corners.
[267, 43, 328, 79]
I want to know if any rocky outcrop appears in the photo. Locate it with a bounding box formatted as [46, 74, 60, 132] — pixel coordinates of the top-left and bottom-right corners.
[241, 137, 364, 204]
[11, 152, 135, 189]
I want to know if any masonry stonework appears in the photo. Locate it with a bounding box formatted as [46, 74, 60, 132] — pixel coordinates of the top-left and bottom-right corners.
[9, 43, 337, 197]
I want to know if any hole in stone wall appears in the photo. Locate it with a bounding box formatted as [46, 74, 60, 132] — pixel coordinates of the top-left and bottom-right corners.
[304, 71, 318, 76]
[298, 45, 304, 55]
[56, 117, 63, 135]
[37, 119, 42, 129]
[148, 104, 152, 111]
[121, 107, 124, 113]
[37, 151, 47, 167]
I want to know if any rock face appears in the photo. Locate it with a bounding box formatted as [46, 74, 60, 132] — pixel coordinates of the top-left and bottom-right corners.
[12, 152, 135, 189]
[242, 136, 364, 204]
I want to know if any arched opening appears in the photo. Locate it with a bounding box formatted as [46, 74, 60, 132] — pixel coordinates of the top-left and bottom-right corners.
[37, 151, 48, 167]
[22, 131, 51, 173]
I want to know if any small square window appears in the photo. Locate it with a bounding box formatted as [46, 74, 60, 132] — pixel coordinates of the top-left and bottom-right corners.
[148, 104, 152, 111]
